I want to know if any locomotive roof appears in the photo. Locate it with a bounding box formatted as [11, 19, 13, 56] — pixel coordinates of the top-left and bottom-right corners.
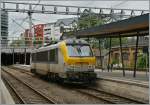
[31, 39, 89, 53]
[64, 39, 88, 44]
[31, 42, 61, 53]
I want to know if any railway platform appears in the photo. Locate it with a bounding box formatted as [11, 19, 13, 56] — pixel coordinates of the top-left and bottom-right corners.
[95, 69, 149, 82]
[12, 64, 149, 82]
[1, 79, 15, 104]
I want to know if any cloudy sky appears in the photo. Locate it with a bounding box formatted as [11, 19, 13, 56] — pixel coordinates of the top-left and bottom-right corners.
[3, 0, 149, 37]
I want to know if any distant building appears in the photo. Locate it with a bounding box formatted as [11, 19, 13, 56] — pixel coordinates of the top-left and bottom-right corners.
[106, 36, 149, 68]
[23, 24, 45, 47]
[33, 24, 45, 45]
[43, 22, 56, 42]
[93, 36, 149, 69]
[1, 11, 8, 47]
[22, 17, 78, 46]
[23, 29, 32, 46]
[43, 17, 78, 41]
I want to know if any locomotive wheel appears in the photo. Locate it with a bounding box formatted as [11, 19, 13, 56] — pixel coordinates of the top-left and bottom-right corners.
[31, 69, 36, 74]
[47, 73, 50, 80]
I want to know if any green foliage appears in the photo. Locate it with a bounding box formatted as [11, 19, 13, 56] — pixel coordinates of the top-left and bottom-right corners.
[33, 40, 42, 44]
[10, 39, 24, 47]
[104, 38, 128, 49]
[88, 37, 128, 50]
[76, 9, 128, 49]
[137, 54, 149, 69]
[77, 9, 104, 29]
[111, 58, 119, 64]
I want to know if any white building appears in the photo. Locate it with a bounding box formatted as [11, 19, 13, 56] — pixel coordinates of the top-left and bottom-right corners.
[43, 17, 78, 41]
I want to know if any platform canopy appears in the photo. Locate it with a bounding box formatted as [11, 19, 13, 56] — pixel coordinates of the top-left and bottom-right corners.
[74, 13, 149, 38]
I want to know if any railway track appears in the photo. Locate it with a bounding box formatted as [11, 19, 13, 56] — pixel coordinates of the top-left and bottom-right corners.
[8, 66, 32, 75]
[76, 87, 145, 104]
[5, 66, 147, 104]
[1, 67, 57, 104]
[2, 77, 26, 104]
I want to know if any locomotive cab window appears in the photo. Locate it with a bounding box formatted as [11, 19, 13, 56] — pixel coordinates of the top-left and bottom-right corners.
[49, 48, 58, 63]
[67, 44, 93, 57]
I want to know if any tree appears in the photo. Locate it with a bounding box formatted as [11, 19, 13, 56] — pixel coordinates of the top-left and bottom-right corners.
[10, 39, 25, 47]
[104, 38, 128, 49]
[77, 9, 104, 29]
[137, 54, 149, 69]
[77, 9, 128, 49]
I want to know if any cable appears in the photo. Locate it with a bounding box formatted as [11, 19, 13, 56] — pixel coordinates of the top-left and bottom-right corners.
[9, 17, 27, 34]
[9, 0, 41, 35]
[32, 0, 41, 10]
[111, 1, 128, 8]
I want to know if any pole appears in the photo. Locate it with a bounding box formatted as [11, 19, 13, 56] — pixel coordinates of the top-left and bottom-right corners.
[28, 12, 33, 47]
[133, 35, 139, 77]
[24, 48, 26, 65]
[98, 39, 103, 71]
[12, 48, 14, 65]
[108, 37, 111, 72]
[119, 35, 125, 77]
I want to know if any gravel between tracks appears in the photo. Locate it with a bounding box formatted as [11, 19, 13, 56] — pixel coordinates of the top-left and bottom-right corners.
[2, 70, 54, 104]
[2, 66, 108, 104]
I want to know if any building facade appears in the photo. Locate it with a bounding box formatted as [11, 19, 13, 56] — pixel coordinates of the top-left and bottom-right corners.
[107, 37, 149, 68]
[93, 36, 149, 69]
[21, 17, 78, 46]
[33, 24, 45, 45]
[1, 11, 8, 47]
[43, 17, 78, 41]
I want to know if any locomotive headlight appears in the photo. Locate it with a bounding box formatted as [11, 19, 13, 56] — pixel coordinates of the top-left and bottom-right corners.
[88, 65, 95, 69]
[70, 65, 75, 69]
[67, 65, 75, 70]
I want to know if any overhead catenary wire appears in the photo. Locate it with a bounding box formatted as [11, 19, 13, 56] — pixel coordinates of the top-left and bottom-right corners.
[112, 1, 128, 8]
[9, 0, 41, 37]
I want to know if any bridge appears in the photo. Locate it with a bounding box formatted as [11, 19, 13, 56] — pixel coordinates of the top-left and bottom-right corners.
[1, 1, 149, 20]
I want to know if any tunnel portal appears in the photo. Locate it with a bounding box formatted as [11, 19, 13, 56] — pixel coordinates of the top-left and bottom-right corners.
[1, 52, 31, 66]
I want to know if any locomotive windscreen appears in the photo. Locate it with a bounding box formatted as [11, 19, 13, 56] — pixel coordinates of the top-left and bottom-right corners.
[67, 44, 93, 57]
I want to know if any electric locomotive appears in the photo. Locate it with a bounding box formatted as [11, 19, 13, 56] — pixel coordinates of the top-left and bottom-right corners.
[31, 39, 97, 83]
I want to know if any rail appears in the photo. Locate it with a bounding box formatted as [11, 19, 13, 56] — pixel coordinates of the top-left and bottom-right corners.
[76, 87, 146, 104]
[1, 67, 57, 104]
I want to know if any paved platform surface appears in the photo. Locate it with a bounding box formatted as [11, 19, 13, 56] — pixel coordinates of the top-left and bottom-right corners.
[95, 69, 149, 82]
[1, 79, 15, 104]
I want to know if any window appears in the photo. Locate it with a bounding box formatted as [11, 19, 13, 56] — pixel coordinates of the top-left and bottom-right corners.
[122, 52, 129, 61]
[49, 49, 58, 63]
[114, 53, 119, 60]
[67, 44, 93, 57]
[36, 51, 48, 62]
[32, 53, 36, 62]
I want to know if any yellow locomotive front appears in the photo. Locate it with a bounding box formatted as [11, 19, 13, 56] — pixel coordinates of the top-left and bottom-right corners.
[60, 39, 97, 83]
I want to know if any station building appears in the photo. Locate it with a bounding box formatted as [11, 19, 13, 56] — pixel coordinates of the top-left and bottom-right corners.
[93, 36, 149, 69]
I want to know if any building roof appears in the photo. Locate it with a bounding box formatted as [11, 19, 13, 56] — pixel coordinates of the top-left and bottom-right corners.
[76, 13, 149, 38]
[55, 17, 78, 27]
